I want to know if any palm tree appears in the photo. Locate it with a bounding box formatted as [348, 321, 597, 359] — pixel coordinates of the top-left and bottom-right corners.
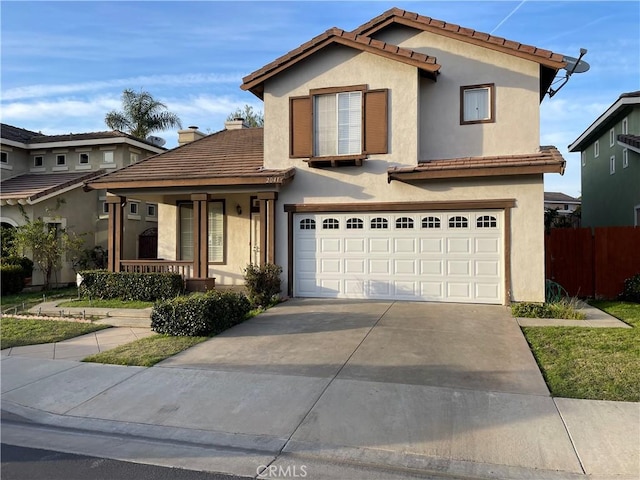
[105, 89, 182, 139]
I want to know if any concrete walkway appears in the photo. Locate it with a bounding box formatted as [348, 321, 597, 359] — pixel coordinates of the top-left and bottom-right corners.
[27, 301, 152, 328]
[1, 327, 154, 361]
[2, 300, 638, 480]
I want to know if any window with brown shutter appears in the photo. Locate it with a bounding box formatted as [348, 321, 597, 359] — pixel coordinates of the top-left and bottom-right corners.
[289, 86, 388, 167]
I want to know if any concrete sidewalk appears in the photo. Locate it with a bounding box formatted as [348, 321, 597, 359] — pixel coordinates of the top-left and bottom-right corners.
[2, 300, 638, 480]
[28, 301, 152, 328]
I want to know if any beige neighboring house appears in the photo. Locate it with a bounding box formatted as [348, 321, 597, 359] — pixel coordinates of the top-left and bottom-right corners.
[87, 7, 569, 304]
[544, 192, 581, 214]
[0, 124, 165, 286]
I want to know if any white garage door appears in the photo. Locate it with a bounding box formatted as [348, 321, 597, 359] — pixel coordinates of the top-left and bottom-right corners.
[294, 211, 504, 304]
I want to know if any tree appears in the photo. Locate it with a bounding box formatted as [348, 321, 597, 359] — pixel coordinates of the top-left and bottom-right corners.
[105, 89, 182, 139]
[226, 104, 264, 127]
[11, 203, 87, 290]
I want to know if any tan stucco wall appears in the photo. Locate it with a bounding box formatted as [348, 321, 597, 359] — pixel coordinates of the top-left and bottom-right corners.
[0, 146, 30, 181]
[261, 43, 546, 302]
[375, 25, 541, 160]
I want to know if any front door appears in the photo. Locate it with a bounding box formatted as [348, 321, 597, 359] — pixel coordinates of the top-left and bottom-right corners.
[250, 212, 261, 265]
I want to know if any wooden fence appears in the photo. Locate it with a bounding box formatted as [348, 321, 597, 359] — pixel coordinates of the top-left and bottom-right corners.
[545, 226, 640, 299]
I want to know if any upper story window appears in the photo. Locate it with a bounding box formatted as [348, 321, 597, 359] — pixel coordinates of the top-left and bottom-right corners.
[1, 152, 8, 163]
[79, 153, 89, 164]
[622, 117, 628, 135]
[609, 128, 615, 147]
[290, 85, 388, 165]
[581, 151, 586, 167]
[315, 91, 362, 157]
[147, 204, 157, 217]
[623, 148, 629, 168]
[461, 84, 495, 124]
[56, 154, 66, 166]
[610, 155, 616, 175]
[594, 140, 600, 158]
[130, 153, 139, 164]
[129, 202, 139, 215]
[103, 151, 114, 163]
[34, 156, 44, 167]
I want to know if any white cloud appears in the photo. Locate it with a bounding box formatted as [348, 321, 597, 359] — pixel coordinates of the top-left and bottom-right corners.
[2, 73, 242, 101]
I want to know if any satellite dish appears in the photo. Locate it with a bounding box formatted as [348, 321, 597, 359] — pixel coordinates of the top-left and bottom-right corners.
[146, 135, 166, 147]
[562, 55, 590, 74]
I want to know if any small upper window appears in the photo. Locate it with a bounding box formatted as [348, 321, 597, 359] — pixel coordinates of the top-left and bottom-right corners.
[56, 154, 66, 165]
[623, 149, 629, 168]
[34, 156, 43, 167]
[314, 91, 362, 157]
[449, 216, 469, 228]
[102, 202, 109, 214]
[299, 219, 316, 230]
[346, 218, 364, 229]
[130, 153, 139, 164]
[396, 217, 414, 229]
[0, 152, 7, 163]
[79, 153, 89, 164]
[322, 218, 339, 230]
[622, 117, 628, 135]
[422, 216, 441, 229]
[461, 84, 494, 124]
[610, 128, 615, 147]
[610, 155, 616, 175]
[581, 151, 586, 167]
[477, 215, 497, 228]
[594, 140, 600, 158]
[103, 151, 114, 163]
[147, 204, 157, 217]
[370, 217, 388, 229]
[130, 202, 138, 215]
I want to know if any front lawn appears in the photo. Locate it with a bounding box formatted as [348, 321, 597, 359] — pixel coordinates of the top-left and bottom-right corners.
[522, 301, 640, 402]
[0, 317, 110, 350]
[1, 286, 78, 312]
[58, 298, 154, 309]
[83, 335, 207, 367]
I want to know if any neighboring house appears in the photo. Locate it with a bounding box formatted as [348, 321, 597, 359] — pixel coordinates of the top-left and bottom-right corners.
[87, 7, 569, 304]
[0, 124, 165, 285]
[568, 91, 640, 227]
[544, 192, 581, 215]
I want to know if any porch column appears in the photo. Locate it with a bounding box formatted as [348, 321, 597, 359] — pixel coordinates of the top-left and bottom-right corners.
[257, 192, 277, 265]
[191, 194, 208, 278]
[106, 196, 124, 272]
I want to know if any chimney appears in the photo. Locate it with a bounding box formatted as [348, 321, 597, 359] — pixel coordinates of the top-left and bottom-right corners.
[177, 125, 205, 146]
[224, 117, 249, 130]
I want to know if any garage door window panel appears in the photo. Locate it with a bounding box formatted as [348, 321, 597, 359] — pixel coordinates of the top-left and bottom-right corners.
[449, 216, 469, 228]
[300, 218, 316, 230]
[346, 218, 364, 229]
[370, 217, 388, 229]
[323, 218, 340, 229]
[396, 217, 414, 229]
[422, 216, 441, 229]
[476, 215, 497, 228]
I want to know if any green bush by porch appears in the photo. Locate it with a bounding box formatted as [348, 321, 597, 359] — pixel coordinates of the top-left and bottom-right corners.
[151, 290, 251, 336]
[78, 270, 183, 301]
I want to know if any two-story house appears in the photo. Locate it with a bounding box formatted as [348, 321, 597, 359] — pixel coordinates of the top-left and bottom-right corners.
[568, 91, 640, 227]
[87, 7, 568, 304]
[0, 124, 165, 285]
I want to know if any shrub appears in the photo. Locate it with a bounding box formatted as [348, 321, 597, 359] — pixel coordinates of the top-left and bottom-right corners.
[1, 265, 26, 295]
[511, 298, 586, 320]
[78, 270, 183, 301]
[151, 290, 251, 336]
[2, 256, 34, 276]
[243, 263, 282, 307]
[621, 274, 640, 303]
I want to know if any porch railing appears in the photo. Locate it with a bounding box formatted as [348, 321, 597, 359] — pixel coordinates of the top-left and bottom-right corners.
[120, 260, 194, 278]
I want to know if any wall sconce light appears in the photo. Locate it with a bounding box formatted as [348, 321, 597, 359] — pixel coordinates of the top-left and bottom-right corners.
[236, 204, 242, 215]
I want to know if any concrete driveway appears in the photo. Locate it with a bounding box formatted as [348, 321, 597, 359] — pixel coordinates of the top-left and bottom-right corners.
[160, 299, 548, 395]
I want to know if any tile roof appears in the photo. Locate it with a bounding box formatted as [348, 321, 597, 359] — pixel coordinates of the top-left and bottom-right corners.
[0, 123, 164, 150]
[544, 192, 580, 203]
[0, 171, 105, 203]
[617, 134, 640, 150]
[241, 27, 441, 98]
[620, 91, 640, 99]
[1, 124, 41, 143]
[352, 7, 566, 68]
[87, 128, 294, 189]
[388, 146, 566, 181]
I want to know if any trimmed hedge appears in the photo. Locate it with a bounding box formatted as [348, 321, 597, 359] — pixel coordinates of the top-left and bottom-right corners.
[243, 263, 282, 307]
[1, 265, 26, 295]
[151, 290, 251, 336]
[78, 270, 183, 301]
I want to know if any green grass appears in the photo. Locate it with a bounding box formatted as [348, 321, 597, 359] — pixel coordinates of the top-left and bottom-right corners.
[1, 286, 78, 312]
[57, 298, 153, 309]
[0, 317, 110, 350]
[522, 301, 640, 402]
[83, 335, 207, 367]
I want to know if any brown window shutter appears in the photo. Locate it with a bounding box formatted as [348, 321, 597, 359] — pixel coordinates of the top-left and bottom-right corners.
[364, 89, 388, 155]
[290, 96, 312, 158]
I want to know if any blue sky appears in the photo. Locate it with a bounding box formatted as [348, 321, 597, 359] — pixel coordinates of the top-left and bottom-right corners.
[2, 1, 639, 196]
